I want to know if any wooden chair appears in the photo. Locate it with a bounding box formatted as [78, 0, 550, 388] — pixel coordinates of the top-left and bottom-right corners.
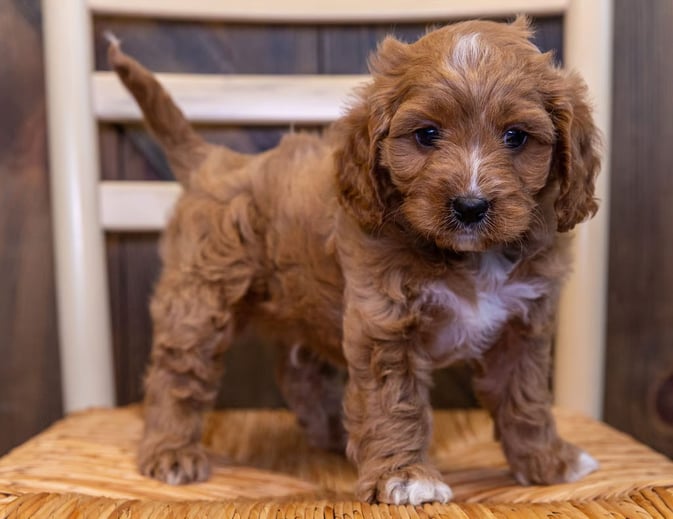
[42, 0, 612, 420]
[6, 1, 671, 518]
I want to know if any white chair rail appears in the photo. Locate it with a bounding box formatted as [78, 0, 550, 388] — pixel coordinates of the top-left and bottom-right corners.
[94, 73, 367, 125]
[88, 0, 570, 23]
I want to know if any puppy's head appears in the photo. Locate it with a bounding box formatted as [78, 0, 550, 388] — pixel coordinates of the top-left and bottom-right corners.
[336, 17, 600, 251]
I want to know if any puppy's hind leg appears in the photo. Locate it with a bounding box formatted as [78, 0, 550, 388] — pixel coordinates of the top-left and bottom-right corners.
[139, 269, 239, 485]
[276, 344, 347, 453]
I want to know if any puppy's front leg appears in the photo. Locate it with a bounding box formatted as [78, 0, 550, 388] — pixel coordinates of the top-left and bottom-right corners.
[342, 300, 452, 505]
[473, 321, 599, 485]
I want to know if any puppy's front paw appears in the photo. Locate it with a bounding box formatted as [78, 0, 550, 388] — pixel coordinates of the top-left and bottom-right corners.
[384, 476, 453, 505]
[562, 450, 599, 483]
[511, 443, 599, 486]
[139, 443, 210, 485]
[362, 465, 453, 505]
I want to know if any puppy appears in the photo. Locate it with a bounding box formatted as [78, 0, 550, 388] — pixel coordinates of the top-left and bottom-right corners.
[108, 16, 601, 505]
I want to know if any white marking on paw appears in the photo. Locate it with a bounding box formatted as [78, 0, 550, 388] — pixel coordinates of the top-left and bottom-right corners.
[385, 478, 453, 505]
[165, 469, 183, 486]
[565, 451, 599, 482]
[513, 451, 599, 486]
[513, 471, 530, 486]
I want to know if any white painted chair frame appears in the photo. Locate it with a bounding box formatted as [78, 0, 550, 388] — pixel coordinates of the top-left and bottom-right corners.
[41, 0, 613, 418]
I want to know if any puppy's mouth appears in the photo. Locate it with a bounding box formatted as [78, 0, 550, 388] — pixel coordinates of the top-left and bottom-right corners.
[437, 226, 490, 252]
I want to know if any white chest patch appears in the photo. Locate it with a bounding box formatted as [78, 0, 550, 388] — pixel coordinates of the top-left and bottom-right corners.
[421, 252, 546, 362]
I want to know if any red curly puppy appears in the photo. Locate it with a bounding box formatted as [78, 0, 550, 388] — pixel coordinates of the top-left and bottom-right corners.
[108, 16, 600, 505]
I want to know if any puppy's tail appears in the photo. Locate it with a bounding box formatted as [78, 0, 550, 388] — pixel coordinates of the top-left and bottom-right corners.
[106, 33, 210, 187]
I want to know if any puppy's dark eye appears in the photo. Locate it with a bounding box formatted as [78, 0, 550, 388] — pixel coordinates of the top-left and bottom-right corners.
[503, 128, 528, 149]
[414, 126, 440, 147]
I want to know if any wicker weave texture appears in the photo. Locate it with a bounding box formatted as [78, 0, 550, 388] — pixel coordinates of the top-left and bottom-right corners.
[0, 407, 672, 517]
[2, 488, 673, 519]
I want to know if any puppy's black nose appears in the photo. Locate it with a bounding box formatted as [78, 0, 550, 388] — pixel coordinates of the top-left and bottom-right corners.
[452, 197, 490, 224]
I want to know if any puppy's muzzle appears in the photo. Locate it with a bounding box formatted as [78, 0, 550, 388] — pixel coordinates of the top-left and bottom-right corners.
[451, 197, 490, 225]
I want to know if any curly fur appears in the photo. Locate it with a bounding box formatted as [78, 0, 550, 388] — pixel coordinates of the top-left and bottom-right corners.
[109, 16, 601, 505]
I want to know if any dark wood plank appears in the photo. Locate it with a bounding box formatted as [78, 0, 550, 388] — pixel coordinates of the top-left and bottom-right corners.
[92, 19, 319, 74]
[319, 17, 562, 74]
[106, 232, 160, 405]
[320, 24, 426, 74]
[0, 0, 62, 455]
[605, 0, 673, 457]
[529, 16, 564, 63]
[100, 124, 159, 404]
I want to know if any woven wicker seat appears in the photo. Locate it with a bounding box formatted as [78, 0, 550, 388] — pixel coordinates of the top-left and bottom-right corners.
[1, 407, 672, 518]
[24, 1, 653, 518]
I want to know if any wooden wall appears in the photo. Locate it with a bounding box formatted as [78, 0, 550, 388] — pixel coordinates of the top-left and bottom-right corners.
[0, 0, 62, 454]
[604, 0, 673, 457]
[2, 0, 671, 464]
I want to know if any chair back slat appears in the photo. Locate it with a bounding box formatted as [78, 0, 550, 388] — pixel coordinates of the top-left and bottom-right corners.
[88, 0, 569, 23]
[94, 72, 367, 125]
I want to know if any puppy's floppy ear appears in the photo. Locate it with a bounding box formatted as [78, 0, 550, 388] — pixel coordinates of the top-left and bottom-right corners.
[335, 100, 388, 230]
[548, 71, 601, 232]
[335, 36, 407, 230]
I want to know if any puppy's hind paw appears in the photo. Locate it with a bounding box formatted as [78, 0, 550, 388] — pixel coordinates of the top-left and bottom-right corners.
[139, 444, 210, 485]
[511, 444, 599, 486]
